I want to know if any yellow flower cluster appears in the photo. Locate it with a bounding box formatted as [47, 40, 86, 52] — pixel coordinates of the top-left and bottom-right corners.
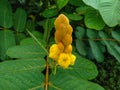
[49, 14, 76, 68]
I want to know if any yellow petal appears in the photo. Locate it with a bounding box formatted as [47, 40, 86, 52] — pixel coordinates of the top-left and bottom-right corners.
[49, 44, 61, 60]
[69, 54, 76, 65]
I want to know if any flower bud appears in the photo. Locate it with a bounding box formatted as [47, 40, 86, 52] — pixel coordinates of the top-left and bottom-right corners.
[64, 45, 72, 53]
[57, 42, 64, 52]
[66, 25, 73, 35]
[54, 14, 69, 30]
[62, 34, 72, 46]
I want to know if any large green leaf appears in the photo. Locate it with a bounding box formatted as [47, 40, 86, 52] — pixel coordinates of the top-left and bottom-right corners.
[85, 9, 105, 30]
[99, 31, 120, 62]
[99, 0, 120, 26]
[7, 44, 47, 59]
[88, 39, 104, 62]
[58, 54, 98, 80]
[49, 71, 105, 90]
[20, 37, 46, 47]
[13, 8, 27, 32]
[56, 0, 69, 10]
[71, 54, 98, 80]
[0, 58, 45, 90]
[0, 0, 13, 28]
[83, 0, 99, 9]
[83, 0, 120, 27]
[0, 30, 15, 60]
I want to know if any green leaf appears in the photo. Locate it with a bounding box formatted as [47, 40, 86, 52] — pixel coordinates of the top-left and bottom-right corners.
[58, 54, 98, 80]
[83, 0, 120, 26]
[85, 9, 105, 30]
[88, 39, 104, 62]
[0, 30, 15, 60]
[87, 47, 95, 59]
[75, 26, 85, 39]
[41, 8, 58, 18]
[13, 8, 27, 32]
[75, 39, 87, 56]
[66, 13, 83, 21]
[97, 42, 106, 53]
[82, 0, 99, 10]
[99, 31, 120, 62]
[7, 44, 47, 59]
[69, 0, 85, 6]
[0, 58, 45, 90]
[0, 0, 13, 28]
[76, 6, 90, 14]
[15, 33, 26, 44]
[49, 71, 105, 90]
[99, 0, 120, 26]
[43, 18, 55, 42]
[20, 37, 46, 47]
[71, 54, 98, 80]
[26, 29, 48, 55]
[113, 44, 120, 55]
[87, 29, 98, 39]
[112, 31, 120, 41]
[30, 31, 43, 39]
[26, 20, 35, 31]
[56, 0, 69, 10]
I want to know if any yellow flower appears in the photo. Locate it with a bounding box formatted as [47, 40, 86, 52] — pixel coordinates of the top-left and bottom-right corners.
[58, 53, 71, 68]
[69, 54, 76, 65]
[49, 44, 61, 61]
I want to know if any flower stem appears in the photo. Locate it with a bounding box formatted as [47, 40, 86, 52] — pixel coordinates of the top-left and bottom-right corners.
[45, 56, 49, 90]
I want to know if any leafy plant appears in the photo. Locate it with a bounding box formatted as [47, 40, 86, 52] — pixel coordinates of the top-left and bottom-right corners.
[1, 0, 120, 90]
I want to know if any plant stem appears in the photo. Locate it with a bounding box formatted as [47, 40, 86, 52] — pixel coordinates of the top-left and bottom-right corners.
[45, 56, 49, 90]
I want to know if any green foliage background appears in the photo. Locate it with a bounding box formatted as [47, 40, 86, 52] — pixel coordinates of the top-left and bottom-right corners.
[0, 0, 120, 90]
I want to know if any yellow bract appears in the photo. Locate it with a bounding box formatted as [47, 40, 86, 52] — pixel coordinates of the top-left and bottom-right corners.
[49, 14, 76, 69]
